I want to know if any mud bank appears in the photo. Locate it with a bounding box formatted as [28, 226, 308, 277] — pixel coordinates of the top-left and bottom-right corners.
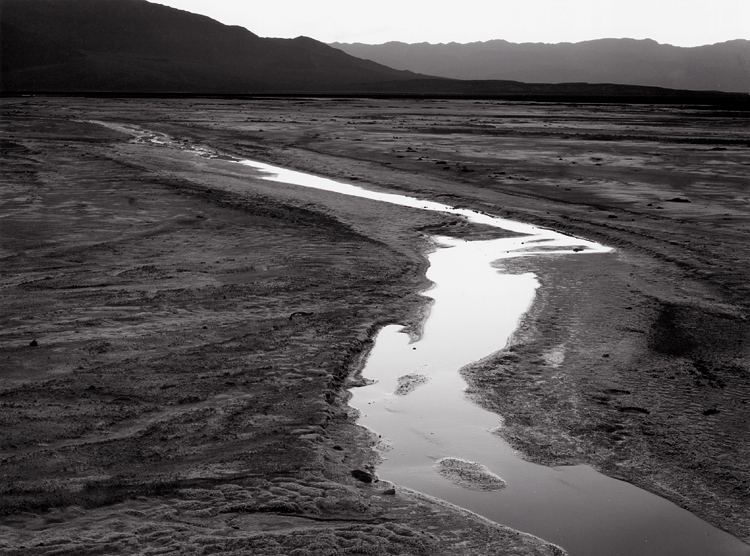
[0, 99, 564, 555]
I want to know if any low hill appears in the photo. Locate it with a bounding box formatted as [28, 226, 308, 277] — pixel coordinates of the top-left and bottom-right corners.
[330, 39, 750, 93]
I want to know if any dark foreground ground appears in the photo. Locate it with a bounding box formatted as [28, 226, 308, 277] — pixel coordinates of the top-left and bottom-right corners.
[0, 97, 748, 554]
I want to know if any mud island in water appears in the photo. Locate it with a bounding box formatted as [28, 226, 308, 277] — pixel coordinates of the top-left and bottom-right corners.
[1, 97, 749, 555]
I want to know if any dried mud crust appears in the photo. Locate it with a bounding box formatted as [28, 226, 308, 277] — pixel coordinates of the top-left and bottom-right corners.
[463, 251, 750, 542]
[0, 475, 563, 556]
[0, 103, 562, 555]
[2, 97, 749, 550]
[165, 98, 748, 543]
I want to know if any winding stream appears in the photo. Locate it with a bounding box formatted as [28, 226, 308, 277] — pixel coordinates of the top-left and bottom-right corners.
[240, 160, 747, 556]
[97, 121, 750, 556]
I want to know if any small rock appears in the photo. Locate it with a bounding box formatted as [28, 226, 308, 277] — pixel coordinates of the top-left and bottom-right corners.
[351, 469, 374, 483]
[29, 340, 38, 347]
[618, 406, 650, 415]
[383, 488, 396, 495]
[289, 311, 314, 320]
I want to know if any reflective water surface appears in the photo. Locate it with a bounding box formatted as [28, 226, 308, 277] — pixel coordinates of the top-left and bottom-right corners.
[241, 160, 748, 556]
[99, 122, 750, 556]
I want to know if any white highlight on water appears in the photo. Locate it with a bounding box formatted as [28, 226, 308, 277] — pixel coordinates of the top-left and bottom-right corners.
[94, 121, 750, 556]
[236, 158, 746, 556]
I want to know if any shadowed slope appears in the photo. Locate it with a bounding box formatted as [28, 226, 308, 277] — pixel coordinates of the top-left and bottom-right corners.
[1, 1, 746, 101]
[0, 0, 426, 93]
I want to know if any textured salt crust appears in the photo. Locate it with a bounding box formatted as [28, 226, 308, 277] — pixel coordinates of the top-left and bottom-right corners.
[435, 457, 506, 491]
[87, 118, 750, 556]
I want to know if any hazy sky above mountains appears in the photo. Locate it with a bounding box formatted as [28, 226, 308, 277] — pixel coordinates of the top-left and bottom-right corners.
[152, 0, 748, 46]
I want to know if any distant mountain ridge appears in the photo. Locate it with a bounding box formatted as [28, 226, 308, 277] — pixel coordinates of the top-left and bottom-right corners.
[1, 0, 746, 100]
[330, 39, 750, 93]
[0, 0, 428, 93]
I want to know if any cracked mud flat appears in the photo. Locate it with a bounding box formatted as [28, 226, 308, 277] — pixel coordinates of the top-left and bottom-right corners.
[1, 97, 749, 554]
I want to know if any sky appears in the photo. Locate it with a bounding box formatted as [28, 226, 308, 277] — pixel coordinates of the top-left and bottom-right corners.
[151, 0, 749, 46]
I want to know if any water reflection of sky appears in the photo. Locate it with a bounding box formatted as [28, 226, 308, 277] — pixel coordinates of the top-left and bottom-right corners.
[237, 160, 747, 556]
[91, 121, 750, 556]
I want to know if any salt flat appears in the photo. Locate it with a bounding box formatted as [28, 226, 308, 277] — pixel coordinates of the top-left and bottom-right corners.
[1, 97, 748, 555]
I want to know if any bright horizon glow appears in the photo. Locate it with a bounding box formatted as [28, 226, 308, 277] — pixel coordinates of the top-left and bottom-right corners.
[150, 0, 748, 47]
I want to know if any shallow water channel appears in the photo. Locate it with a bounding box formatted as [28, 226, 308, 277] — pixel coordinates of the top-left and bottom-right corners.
[100, 122, 749, 556]
[239, 160, 748, 556]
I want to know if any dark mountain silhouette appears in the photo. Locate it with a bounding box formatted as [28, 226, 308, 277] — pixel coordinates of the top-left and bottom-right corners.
[1, 0, 746, 101]
[330, 39, 750, 93]
[0, 0, 429, 93]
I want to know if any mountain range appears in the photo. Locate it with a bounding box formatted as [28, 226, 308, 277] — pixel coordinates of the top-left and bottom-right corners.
[0, 0, 426, 93]
[331, 39, 750, 94]
[1, 0, 748, 99]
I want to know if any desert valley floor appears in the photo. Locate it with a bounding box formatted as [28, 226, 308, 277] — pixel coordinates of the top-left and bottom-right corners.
[1, 97, 749, 555]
